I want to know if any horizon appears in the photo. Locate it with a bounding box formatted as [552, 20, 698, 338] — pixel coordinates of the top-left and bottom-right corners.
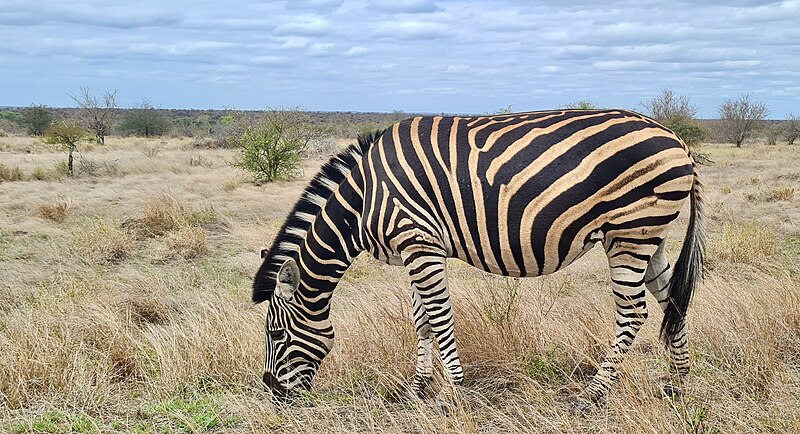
[1, 1, 799, 118]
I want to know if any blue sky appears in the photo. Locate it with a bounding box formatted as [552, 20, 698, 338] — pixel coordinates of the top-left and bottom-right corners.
[1, 0, 798, 117]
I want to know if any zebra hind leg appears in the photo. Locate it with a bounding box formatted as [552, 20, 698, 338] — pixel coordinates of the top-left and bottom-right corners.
[645, 241, 690, 397]
[410, 288, 435, 397]
[574, 239, 656, 412]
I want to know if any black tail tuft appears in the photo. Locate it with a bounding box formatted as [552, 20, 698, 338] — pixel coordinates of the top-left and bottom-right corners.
[660, 169, 705, 344]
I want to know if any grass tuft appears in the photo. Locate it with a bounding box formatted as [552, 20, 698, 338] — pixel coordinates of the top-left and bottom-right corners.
[0, 163, 24, 182]
[34, 199, 74, 223]
[71, 218, 133, 263]
[167, 226, 208, 259]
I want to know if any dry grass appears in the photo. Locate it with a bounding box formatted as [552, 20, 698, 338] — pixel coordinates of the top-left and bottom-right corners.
[0, 140, 799, 433]
[0, 163, 24, 182]
[167, 226, 208, 259]
[71, 218, 134, 264]
[745, 186, 796, 202]
[34, 198, 74, 222]
[709, 221, 778, 265]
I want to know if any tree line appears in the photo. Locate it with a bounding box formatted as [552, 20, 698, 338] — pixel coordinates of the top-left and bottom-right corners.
[1, 87, 797, 183]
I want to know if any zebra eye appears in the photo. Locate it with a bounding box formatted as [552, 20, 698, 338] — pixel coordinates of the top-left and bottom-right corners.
[269, 329, 286, 341]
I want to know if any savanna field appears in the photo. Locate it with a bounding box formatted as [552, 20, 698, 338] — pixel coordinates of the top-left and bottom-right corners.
[1, 135, 799, 433]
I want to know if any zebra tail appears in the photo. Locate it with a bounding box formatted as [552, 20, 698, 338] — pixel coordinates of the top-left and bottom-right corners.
[660, 164, 705, 345]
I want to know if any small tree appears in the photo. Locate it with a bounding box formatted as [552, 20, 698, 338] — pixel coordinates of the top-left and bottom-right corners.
[642, 89, 698, 121]
[785, 114, 799, 145]
[232, 108, 327, 183]
[69, 87, 118, 145]
[118, 99, 171, 137]
[22, 104, 53, 136]
[717, 94, 769, 147]
[43, 120, 88, 176]
[561, 100, 598, 109]
[643, 89, 707, 147]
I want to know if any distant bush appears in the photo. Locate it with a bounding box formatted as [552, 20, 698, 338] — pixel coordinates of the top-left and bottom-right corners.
[231, 108, 328, 183]
[22, 104, 53, 136]
[664, 116, 709, 147]
[560, 100, 598, 110]
[118, 100, 171, 137]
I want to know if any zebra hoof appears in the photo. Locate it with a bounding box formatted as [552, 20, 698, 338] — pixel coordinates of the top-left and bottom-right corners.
[569, 398, 594, 415]
[661, 383, 683, 399]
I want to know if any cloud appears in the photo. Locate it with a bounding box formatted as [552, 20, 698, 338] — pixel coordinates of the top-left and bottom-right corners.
[372, 0, 442, 14]
[1, 0, 798, 116]
[374, 20, 456, 40]
[344, 46, 369, 56]
[275, 18, 332, 36]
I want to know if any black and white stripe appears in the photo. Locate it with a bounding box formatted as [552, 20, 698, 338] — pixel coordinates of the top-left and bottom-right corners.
[253, 109, 704, 404]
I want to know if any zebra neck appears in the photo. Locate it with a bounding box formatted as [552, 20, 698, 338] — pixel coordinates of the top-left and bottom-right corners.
[294, 177, 364, 309]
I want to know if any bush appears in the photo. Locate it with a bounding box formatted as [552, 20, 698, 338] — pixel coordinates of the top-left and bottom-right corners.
[664, 116, 709, 147]
[0, 163, 24, 182]
[21, 104, 52, 136]
[231, 108, 327, 182]
[118, 100, 171, 137]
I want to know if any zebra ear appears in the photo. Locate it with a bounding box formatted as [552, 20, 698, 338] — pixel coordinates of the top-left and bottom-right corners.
[275, 258, 300, 301]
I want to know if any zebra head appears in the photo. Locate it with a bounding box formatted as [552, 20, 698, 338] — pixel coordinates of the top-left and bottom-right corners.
[256, 256, 335, 400]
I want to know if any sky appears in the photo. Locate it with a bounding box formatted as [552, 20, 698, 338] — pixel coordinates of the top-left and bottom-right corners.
[1, 0, 799, 117]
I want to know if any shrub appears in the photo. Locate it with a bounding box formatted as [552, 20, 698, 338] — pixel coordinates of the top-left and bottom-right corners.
[664, 116, 709, 147]
[231, 108, 328, 182]
[118, 99, 171, 137]
[0, 163, 24, 182]
[35, 199, 74, 222]
[21, 104, 52, 136]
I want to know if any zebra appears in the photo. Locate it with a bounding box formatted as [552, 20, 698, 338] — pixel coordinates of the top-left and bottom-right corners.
[253, 109, 704, 408]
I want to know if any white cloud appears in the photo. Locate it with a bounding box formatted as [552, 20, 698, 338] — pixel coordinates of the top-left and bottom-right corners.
[275, 18, 332, 36]
[344, 46, 369, 56]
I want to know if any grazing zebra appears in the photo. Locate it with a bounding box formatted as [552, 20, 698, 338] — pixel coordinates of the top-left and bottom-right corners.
[253, 109, 704, 407]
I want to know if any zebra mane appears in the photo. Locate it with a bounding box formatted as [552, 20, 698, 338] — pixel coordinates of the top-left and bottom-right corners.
[252, 130, 384, 303]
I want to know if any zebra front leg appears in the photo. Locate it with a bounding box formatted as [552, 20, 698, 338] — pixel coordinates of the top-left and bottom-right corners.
[411, 288, 435, 396]
[401, 249, 464, 386]
[645, 241, 690, 396]
[576, 246, 653, 411]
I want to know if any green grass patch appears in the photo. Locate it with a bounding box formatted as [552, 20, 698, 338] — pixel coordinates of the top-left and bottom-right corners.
[522, 347, 569, 386]
[8, 410, 98, 434]
[141, 394, 237, 433]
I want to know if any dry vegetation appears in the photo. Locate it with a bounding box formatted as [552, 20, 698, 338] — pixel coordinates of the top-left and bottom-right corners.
[0, 135, 799, 433]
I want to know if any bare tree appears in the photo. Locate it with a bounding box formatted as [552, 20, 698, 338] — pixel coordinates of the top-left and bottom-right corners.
[69, 87, 118, 145]
[641, 89, 698, 122]
[786, 114, 799, 145]
[717, 94, 769, 147]
[642, 89, 707, 147]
